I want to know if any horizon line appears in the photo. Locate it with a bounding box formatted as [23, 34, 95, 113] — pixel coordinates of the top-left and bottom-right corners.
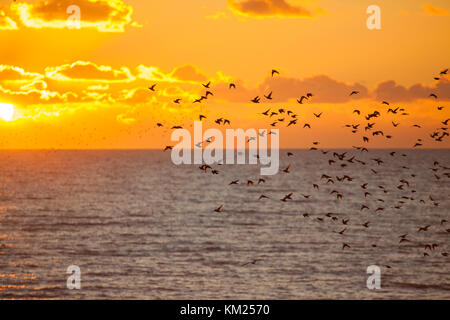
[0, 148, 449, 151]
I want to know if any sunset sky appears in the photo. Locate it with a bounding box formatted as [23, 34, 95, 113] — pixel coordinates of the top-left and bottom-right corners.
[0, 0, 449, 149]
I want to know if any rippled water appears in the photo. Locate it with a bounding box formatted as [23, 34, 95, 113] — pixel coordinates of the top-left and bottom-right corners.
[0, 150, 449, 299]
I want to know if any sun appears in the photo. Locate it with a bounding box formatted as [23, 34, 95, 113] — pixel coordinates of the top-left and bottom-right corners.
[0, 103, 15, 121]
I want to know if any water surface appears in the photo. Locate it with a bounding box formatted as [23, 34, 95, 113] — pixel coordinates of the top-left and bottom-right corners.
[0, 150, 449, 299]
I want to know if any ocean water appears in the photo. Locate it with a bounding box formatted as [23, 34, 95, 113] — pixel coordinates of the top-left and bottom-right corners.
[0, 149, 449, 299]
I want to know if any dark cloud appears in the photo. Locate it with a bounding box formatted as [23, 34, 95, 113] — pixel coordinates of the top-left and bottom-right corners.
[227, 0, 314, 18]
[213, 74, 369, 103]
[374, 79, 450, 102]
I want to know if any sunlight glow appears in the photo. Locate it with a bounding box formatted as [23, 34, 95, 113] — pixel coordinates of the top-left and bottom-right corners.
[0, 103, 15, 121]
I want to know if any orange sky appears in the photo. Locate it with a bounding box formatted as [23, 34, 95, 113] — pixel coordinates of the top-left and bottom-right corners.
[0, 0, 449, 149]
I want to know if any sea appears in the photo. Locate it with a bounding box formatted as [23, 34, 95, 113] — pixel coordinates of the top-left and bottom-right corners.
[0, 149, 449, 299]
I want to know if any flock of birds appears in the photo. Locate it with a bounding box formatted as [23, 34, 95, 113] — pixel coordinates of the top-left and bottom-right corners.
[149, 68, 449, 267]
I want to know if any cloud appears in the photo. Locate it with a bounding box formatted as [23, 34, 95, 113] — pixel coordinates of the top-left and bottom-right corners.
[170, 65, 208, 83]
[0, 62, 208, 109]
[0, 62, 130, 106]
[421, 3, 449, 16]
[117, 88, 153, 104]
[137, 65, 171, 82]
[0, 10, 18, 30]
[45, 61, 135, 83]
[374, 79, 450, 102]
[214, 74, 450, 104]
[213, 74, 369, 103]
[227, 0, 315, 18]
[0, 65, 47, 94]
[137, 64, 210, 85]
[0, 65, 43, 82]
[0, 85, 78, 106]
[2, 61, 448, 117]
[10, 0, 139, 32]
[260, 75, 369, 103]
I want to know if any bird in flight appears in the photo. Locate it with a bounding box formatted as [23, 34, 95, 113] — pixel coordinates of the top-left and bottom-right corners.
[418, 225, 431, 232]
[148, 84, 157, 91]
[202, 81, 211, 88]
[214, 205, 223, 213]
[350, 91, 359, 96]
[281, 193, 293, 202]
[242, 259, 262, 266]
[388, 107, 399, 114]
[287, 119, 297, 127]
[297, 96, 308, 104]
[271, 69, 279, 77]
[229, 83, 236, 89]
[251, 96, 261, 103]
